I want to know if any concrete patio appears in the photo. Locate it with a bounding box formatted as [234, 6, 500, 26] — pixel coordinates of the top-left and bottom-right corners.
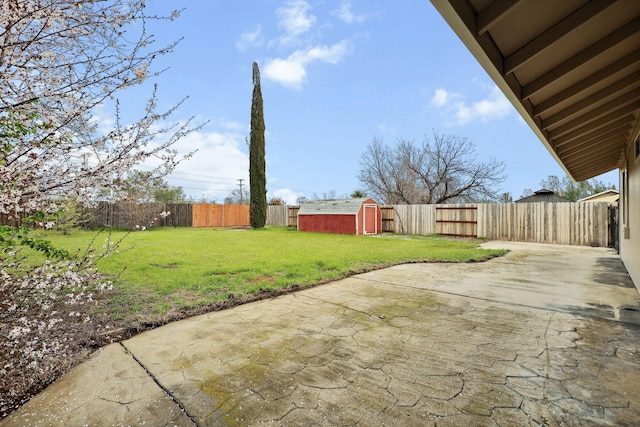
[2, 241, 639, 426]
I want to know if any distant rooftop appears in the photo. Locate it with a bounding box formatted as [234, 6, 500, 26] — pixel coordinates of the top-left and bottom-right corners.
[515, 189, 572, 203]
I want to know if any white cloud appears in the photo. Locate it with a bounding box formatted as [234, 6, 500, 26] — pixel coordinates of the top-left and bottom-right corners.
[331, 1, 369, 24]
[236, 25, 264, 51]
[263, 57, 307, 89]
[275, 0, 316, 46]
[89, 103, 115, 135]
[430, 88, 449, 107]
[263, 41, 350, 89]
[215, 118, 246, 132]
[431, 84, 512, 125]
[165, 129, 249, 202]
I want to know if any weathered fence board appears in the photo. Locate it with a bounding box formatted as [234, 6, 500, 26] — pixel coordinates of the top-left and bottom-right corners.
[267, 205, 288, 226]
[165, 203, 192, 227]
[288, 206, 300, 227]
[82, 202, 243, 229]
[2, 201, 610, 247]
[339, 202, 609, 247]
[391, 204, 437, 235]
[266, 205, 299, 227]
[474, 202, 609, 246]
[380, 207, 395, 232]
[86, 201, 168, 229]
[435, 205, 477, 237]
[0, 211, 29, 227]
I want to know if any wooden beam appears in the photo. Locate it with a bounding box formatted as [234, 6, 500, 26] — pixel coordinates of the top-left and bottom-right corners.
[549, 99, 640, 141]
[541, 72, 640, 130]
[476, 0, 521, 36]
[534, 48, 640, 117]
[562, 135, 625, 161]
[552, 108, 640, 145]
[554, 119, 625, 149]
[565, 150, 622, 170]
[522, 16, 640, 100]
[554, 116, 632, 149]
[568, 153, 620, 172]
[565, 159, 620, 179]
[504, 0, 615, 74]
[557, 132, 628, 159]
[556, 127, 630, 156]
[567, 156, 620, 179]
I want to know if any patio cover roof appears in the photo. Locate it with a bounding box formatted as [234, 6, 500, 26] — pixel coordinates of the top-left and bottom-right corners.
[430, 0, 640, 181]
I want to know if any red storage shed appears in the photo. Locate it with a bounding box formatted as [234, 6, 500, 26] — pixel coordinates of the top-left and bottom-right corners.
[297, 198, 382, 235]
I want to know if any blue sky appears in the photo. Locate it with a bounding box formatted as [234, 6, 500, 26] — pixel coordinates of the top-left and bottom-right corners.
[115, 0, 617, 204]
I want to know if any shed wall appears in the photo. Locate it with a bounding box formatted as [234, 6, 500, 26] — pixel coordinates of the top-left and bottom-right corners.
[298, 214, 356, 235]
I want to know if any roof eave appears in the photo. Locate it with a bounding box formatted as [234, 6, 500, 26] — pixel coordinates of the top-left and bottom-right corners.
[430, 0, 575, 180]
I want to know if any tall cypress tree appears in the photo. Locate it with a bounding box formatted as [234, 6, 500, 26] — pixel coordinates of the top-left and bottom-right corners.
[249, 62, 267, 228]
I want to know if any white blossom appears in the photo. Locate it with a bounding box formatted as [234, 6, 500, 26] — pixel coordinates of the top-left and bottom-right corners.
[0, 0, 203, 416]
[0, 0, 202, 219]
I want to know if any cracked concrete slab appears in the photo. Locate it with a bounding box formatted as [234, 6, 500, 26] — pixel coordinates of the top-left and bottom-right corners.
[2, 241, 640, 426]
[1, 342, 194, 426]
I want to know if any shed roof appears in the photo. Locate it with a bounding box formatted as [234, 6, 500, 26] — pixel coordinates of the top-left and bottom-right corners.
[298, 198, 373, 215]
[515, 189, 572, 203]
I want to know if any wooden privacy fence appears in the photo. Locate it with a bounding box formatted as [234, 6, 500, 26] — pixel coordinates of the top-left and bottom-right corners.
[436, 206, 477, 238]
[85, 202, 193, 228]
[84, 202, 246, 228]
[192, 204, 249, 227]
[271, 202, 612, 247]
[3, 202, 611, 247]
[380, 207, 395, 232]
[266, 205, 298, 227]
[475, 202, 610, 247]
[389, 202, 611, 247]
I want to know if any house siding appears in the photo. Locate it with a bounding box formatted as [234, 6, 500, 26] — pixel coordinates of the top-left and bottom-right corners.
[620, 141, 640, 291]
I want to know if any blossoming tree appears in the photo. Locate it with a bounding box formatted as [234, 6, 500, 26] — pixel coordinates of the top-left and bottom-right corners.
[0, 0, 200, 416]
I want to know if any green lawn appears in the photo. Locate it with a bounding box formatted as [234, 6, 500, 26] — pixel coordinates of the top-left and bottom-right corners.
[44, 227, 506, 320]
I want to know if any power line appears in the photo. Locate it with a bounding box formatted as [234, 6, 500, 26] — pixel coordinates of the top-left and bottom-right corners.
[131, 165, 242, 184]
[169, 170, 240, 182]
[168, 176, 233, 184]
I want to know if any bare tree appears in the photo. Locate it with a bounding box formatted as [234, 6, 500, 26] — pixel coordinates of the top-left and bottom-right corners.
[358, 132, 506, 204]
[224, 187, 250, 205]
[308, 190, 337, 201]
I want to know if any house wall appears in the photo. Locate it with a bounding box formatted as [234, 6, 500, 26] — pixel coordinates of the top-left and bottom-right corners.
[298, 214, 356, 235]
[580, 194, 618, 204]
[620, 141, 640, 291]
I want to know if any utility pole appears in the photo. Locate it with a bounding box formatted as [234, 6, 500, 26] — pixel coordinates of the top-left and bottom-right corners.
[82, 153, 89, 170]
[238, 179, 244, 204]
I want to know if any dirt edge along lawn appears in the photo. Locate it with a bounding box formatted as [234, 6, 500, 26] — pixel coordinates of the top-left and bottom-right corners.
[50, 227, 508, 334]
[1, 226, 506, 419]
